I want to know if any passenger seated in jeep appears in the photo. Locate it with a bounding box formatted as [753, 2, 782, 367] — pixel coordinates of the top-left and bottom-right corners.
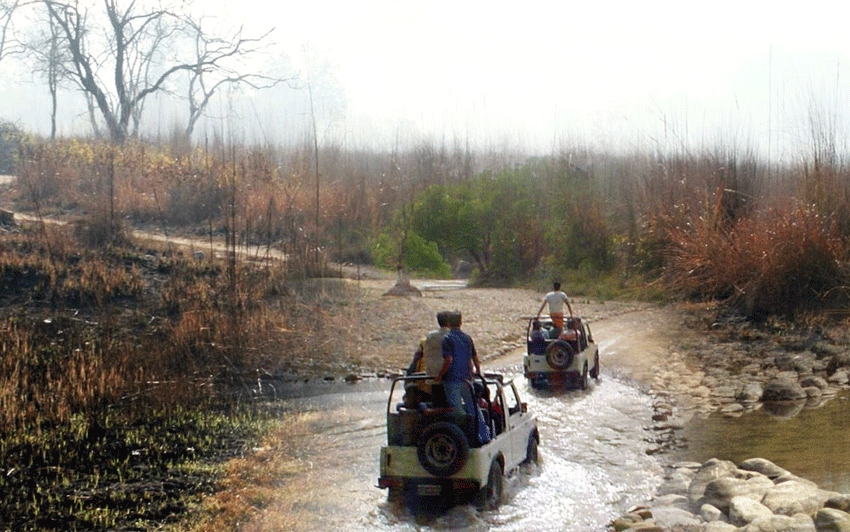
[528, 320, 548, 355]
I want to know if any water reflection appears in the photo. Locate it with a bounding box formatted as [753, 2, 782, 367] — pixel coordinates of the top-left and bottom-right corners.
[672, 392, 850, 492]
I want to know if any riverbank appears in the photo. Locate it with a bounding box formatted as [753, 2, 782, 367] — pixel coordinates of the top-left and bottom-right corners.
[610, 303, 850, 532]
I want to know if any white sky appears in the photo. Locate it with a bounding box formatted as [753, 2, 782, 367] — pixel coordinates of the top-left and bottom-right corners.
[221, 0, 850, 157]
[4, 0, 850, 158]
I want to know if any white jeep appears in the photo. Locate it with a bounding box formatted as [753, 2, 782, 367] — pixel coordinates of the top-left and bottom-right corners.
[378, 373, 539, 511]
[523, 314, 600, 390]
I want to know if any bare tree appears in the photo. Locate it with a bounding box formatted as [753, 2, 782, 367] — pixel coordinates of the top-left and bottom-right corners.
[183, 19, 290, 138]
[0, 0, 24, 63]
[41, 0, 281, 144]
[22, 7, 67, 139]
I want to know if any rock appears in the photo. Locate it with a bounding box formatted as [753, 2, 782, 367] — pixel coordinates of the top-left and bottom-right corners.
[741, 513, 815, 532]
[827, 493, 850, 512]
[815, 508, 850, 532]
[729, 495, 774, 526]
[739, 458, 790, 479]
[705, 522, 739, 532]
[701, 503, 725, 522]
[799, 375, 829, 390]
[738, 382, 764, 403]
[650, 505, 703, 529]
[701, 474, 774, 511]
[827, 351, 850, 375]
[761, 377, 807, 401]
[828, 370, 849, 385]
[761, 479, 830, 516]
[658, 468, 696, 496]
[688, 458, 739, 503]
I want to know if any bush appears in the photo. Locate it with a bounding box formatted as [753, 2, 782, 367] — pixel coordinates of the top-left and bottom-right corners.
[371, 230, 451, 277]
[0, 120, 27, 175]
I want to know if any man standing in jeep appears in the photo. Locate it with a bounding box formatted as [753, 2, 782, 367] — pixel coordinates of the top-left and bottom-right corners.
[435, 311, 481, 417]
[536, 281, 574, 337]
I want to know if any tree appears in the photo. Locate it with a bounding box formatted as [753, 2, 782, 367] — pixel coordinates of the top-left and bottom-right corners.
[41, 0, 283, 144]
[183, 18, 289, 138]
[0, 0, 22, 64]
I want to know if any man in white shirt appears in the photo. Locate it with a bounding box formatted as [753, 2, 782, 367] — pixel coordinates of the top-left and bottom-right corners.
[536, 282, 573, 336]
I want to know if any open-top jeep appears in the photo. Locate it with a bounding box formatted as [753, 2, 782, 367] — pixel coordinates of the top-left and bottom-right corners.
[523, 314, 600, 390]
[378, 373, 539, 511]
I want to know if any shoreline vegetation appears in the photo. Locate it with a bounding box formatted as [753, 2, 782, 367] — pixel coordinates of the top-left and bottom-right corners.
[3, 135, 850, 530]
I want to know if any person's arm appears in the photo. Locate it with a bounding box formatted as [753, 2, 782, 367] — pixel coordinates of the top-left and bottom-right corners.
[471, 341, 481, 376]
[436, 356, 452, 382]
[564, 294, 574, 316]
[436, 335, 452, 382]
[536, 299, 547, 318]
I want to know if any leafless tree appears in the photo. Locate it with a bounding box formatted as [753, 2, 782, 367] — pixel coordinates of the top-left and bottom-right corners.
[22, 7, 67, 139]
[183, 18, 291, 138]
[0, 0, 24, 63]
[40, 0, 283, 144]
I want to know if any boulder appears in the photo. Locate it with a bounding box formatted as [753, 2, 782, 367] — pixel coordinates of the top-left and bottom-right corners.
[649, 505, 703, 529]
[705, 522, 739, 532]
[688, 458, 739, 503]
[701, 475, 775, 511]
[761, 378, 807, 401]
[799, 375, 829, 390]
[827, 493, 850, 512]
[729, 495, 775, 526]
[828, 370, 849, 385]
[815, 508, 850, 532]
[739, 458, 791, 479]
[827, 351, 850, 375]
[761, 479, 830, 516]
[738, 382, 764, 403]
[701, 503, 725, 522]
[741, 513, 815, 532]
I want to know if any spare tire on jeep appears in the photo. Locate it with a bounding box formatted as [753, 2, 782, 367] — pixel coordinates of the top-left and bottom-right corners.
[417, 421, 469, 476]
[545, 340, 575, 370]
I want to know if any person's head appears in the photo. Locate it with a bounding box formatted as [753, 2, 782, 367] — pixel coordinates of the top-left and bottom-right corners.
[532, 320, 541, 330]
[553, 281, 561, 291]
[448, 310, 462, 328]
[436, 311, 450, 328]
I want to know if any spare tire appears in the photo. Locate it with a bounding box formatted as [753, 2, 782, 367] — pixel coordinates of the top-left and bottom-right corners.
[545, 340, 575, 370]
[417, 421, 469, 477]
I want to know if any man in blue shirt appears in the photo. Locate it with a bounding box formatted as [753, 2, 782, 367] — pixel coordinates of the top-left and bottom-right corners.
[435, 311, 481, 418]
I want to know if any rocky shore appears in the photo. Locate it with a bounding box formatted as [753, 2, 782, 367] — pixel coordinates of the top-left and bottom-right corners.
[613, 457, 850, 532]
[616, 311, 850, 532]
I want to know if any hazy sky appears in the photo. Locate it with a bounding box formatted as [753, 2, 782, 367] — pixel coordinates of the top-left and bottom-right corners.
[213, 0, 850, 157]
[4, 0, 850, 158]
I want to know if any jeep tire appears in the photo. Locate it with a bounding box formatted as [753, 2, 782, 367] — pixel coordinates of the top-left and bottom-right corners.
[417, 421, 469, 477]
[545, 340, 575, 370]
[476, 460, 503, 510]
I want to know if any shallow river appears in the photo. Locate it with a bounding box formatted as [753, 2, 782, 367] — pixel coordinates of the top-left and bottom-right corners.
[265, 367, 664, 532]
[252, 302, 850, 532]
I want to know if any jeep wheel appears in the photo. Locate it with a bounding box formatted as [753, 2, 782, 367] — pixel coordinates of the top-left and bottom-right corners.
[476, 460, 503, 510]
[579, 363, 589, 390]
[417, 422, 469, 477]
[590, 351, 600, 380]
[545, 340, 575, 370]
[524, 435, 539, 465]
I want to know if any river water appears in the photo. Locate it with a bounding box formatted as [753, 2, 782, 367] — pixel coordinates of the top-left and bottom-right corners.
[671, 392, 850, 493]
[262, 368, 664, 532]
[259, 328, 850, 532]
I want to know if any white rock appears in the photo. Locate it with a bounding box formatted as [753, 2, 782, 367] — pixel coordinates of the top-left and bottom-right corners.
[729, 495, 774, 526]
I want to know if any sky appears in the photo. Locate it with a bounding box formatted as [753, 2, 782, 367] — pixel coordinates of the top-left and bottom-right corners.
[3, 0, 850, 159]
